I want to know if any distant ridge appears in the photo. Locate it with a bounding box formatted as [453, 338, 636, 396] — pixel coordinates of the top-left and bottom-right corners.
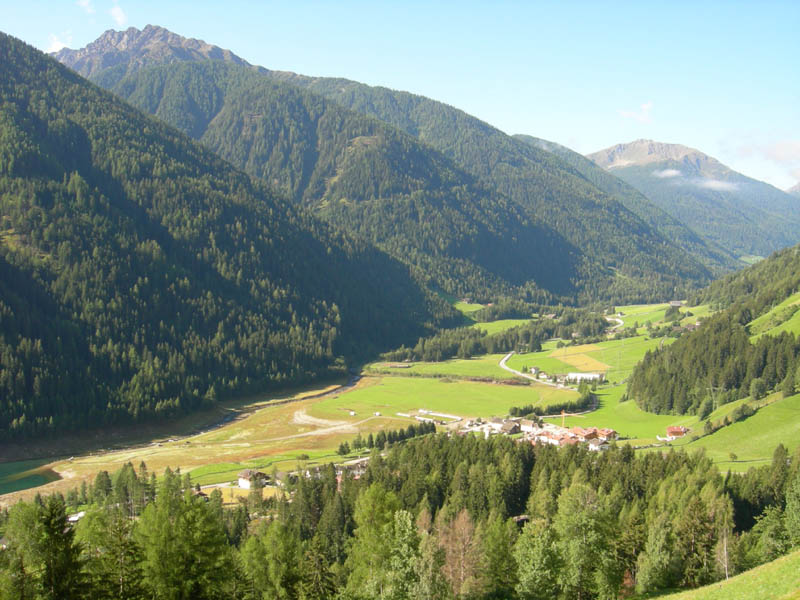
[789, 182, 800, 196]
[514, 134, 739, 274]
[587, 140, 800, 258]
[55, 26, 717, 304]
[589, 139, 724, 171]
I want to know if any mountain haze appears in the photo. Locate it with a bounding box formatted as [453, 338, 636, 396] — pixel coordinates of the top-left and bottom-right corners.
[56, 25, 714, 304]
[0, 31, 448, 439]
[788, 183, 800, 196]
[587, 139, 800, 258]
[514, 134, 740, 274]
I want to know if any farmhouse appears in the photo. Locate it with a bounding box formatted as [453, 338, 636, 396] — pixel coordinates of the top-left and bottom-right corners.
[666, 426, 688, 438]
[519, 419, 538, 433]
[489, 417, 506, 431]
[570, 426, 598, 441]
[501, 421, 521, 435]
[238, 469, 267, 489]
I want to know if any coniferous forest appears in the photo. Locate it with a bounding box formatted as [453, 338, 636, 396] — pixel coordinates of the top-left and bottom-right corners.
[1, 435, 799, 599]
[68, 33, 716, 304]
[0, 32, 454, 440]
[629, 244, 800, 415]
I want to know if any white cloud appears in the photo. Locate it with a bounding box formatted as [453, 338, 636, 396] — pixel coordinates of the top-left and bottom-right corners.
[46, 32, 72, 53]
[618, 101, 653, 123]
[76, 0, 94, 14]
[110, 2, 127, 26]
[765, 140, 800, 164]
[653, 168, 681, 178]
[696, 179, 738, 192]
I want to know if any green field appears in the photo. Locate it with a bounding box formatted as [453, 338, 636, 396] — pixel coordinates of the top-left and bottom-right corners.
[309, 376, 578, 422]
[615, 303, 711, 334]
[653, 549, 800, 600]
[471, 318, 532, 335]
[453, 300, 485, 315]
[551, 384, 693, 443]
[506, 336, 670, 385]
[586, 337, 671, 383]
[749, 291, 800, 338]
[669, 392, 800, 468]
[504, 352, 575, 376]
[616, 303, 671, 329]
[366, 354, 516, 379]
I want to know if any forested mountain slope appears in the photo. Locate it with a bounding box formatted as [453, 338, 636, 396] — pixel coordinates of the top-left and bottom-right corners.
[57, 25, 712, 304]
[514, 134, 741, 275]
[0, 32, 451, 440]
[629, 244, 800, 415]
[588, 140, 800, 258]
[267, 71, 713, 301]
[106, 60, 582, 299]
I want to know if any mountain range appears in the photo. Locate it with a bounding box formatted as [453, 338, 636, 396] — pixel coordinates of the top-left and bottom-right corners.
[0, 31, 449, 439]
[587, 139, 800, 259]
[56, 25, 717, 304]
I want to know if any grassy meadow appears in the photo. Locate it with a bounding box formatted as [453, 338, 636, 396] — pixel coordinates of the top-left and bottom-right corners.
[366, 354, 519, 379]
[471, 318, 532, 335]
[749, 290, 800, 338]
[308, 376, 576, 422]
[651, 549, 800, 600]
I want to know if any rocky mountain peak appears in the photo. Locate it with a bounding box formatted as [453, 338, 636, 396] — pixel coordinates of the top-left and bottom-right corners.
[52, 25, 252, 80]
[587, 139, 718, 171]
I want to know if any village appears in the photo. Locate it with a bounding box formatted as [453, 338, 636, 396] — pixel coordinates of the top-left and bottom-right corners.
[457, 415, 618, 451]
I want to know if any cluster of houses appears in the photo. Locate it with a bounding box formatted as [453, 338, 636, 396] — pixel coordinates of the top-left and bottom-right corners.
[525, 423, 617, 451]
[237, 458, 371, 493]
[457, 417, 617, 451]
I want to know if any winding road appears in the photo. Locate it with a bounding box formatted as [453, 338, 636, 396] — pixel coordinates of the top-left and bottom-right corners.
[498, 352, 561, 387]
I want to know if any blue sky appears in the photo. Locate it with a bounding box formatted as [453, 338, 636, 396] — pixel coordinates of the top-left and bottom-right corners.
[4, 0, 799, 189]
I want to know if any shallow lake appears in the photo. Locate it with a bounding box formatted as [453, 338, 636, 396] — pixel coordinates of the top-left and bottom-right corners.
[0, 458, 61, 496]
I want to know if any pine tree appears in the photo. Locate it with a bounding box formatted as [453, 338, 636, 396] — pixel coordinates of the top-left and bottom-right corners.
[513, 520, 560, 600]
[38, 495, 85, 599]
[786, 469, 800, 548]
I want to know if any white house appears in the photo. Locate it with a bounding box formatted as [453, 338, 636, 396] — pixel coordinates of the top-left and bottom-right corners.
[565, 372, 605, 384]
[238, 469, 267, 489]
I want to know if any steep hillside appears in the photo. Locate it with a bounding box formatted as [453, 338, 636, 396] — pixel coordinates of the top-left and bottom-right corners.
[56, 25, 713, 304]
[655, 549, 800, 600]
[514, 134, 740, 275]
[587, 140, 800, 258]
[268, 72, 713, 301]
[107, 60, 581, 299]
[629, 244, 800, 415]
[0, 31, 450, 440]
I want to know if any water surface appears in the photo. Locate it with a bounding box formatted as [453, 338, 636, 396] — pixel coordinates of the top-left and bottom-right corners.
[0, 458, 61, 496]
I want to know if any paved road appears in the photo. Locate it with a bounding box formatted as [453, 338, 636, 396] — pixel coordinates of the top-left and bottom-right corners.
[497, 352, 598, 417]
[498, 352, 560, 387]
